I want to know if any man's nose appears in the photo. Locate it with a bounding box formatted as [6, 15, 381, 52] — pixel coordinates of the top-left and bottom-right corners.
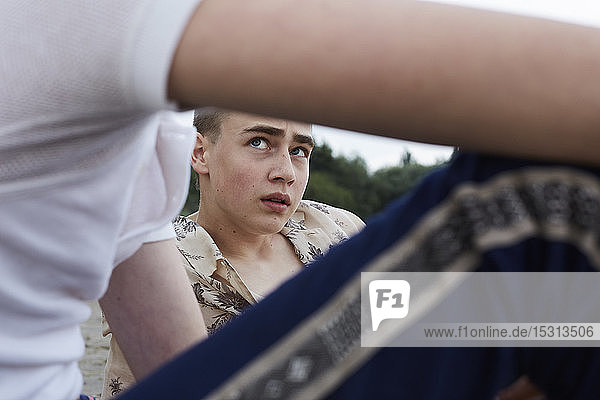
[268, 151, 296, 185]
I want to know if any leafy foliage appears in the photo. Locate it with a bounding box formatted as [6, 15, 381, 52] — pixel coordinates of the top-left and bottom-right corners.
[305, 143, 446, 219]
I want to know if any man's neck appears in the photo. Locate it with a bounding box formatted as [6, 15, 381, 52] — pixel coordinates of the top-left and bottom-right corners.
[192, 209, 282, 263]
[191, 208, 302, 296]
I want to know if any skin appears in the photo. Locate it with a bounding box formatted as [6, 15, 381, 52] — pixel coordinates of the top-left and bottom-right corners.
[191, 112, 315, 295]
[100, 239, 207, 380]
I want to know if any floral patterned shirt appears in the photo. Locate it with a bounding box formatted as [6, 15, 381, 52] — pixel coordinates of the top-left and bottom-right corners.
[102, 200, 364, 398]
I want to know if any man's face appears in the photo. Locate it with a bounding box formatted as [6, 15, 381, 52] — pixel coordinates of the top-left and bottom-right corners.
[198, 113, 314, 235]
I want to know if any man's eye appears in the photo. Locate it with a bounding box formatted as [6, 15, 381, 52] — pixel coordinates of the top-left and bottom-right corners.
[291, 147, 309, 157]
[249, 138, 268, 149]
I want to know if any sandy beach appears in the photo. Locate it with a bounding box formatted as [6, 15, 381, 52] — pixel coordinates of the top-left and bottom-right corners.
[80, 301, 109, 397]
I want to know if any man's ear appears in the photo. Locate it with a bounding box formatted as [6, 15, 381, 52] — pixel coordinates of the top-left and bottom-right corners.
[191, 134, 210, 175]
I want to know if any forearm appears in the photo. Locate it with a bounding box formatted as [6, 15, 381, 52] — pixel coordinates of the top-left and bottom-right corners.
[170, 0, 600, 164]
[100, 239, 206, 380]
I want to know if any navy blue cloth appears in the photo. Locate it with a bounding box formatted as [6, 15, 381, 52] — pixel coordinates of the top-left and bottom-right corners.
[120, 153, 600, 399]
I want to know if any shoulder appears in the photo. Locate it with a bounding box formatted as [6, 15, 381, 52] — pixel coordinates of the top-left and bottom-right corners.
[297, 200, 365, 236]
[2, 0, 202, 113]
[173, 215, 224, 277]
[173, 215, 201, 241]
[283, 200, 364, 265]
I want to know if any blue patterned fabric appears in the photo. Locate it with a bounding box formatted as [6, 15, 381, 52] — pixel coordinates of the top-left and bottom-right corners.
[120, 152, 600, 399]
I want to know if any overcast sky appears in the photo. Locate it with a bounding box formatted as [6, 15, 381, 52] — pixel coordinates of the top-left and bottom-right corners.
[314, 0, 600, 171]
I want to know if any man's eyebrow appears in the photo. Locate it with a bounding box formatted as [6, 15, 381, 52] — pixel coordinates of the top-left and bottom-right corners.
[242, 125, 314, 147]
[294, 133, 315, 148]
[243, 125, 284, 137]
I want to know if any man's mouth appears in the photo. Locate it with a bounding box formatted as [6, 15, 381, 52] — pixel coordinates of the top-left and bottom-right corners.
[262, 193, 291, 205]
[265, 198, 288, 204]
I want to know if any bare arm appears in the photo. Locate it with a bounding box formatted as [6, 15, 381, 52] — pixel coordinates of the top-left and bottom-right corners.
[170, 0, 600, 164]
[100, 239, 206, 380]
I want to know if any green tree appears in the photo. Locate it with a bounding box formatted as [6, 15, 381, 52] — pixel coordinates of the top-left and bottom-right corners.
[371, 161, 438, 213]
[304, 171, 357, 212]
[307, 145, 445, 219]
[306, 143, 376, 218]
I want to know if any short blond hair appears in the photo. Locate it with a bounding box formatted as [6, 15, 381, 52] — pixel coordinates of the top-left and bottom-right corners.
[192, 108, 230, 143]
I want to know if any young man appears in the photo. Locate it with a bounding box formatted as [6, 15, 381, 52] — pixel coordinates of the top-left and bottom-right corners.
[101, 110, 364, 397]
[3, 1, 600, 398]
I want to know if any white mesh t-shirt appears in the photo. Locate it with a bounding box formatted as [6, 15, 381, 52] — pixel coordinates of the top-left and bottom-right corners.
[0, 1, 202, 399]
